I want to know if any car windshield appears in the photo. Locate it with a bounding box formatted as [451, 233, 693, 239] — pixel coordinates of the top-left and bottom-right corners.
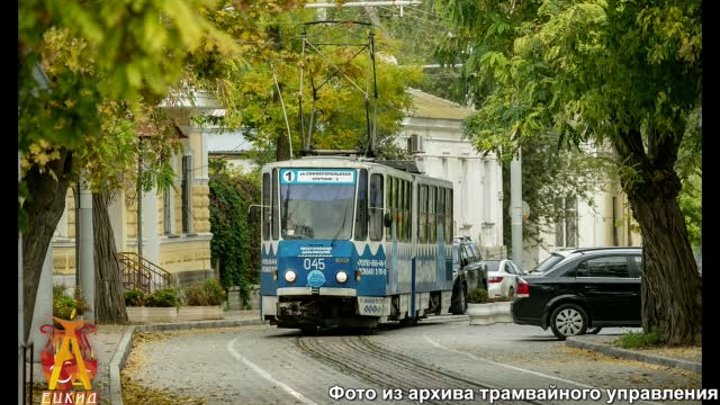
[532, 253, 565, 274]
[279, 169, 356, 240]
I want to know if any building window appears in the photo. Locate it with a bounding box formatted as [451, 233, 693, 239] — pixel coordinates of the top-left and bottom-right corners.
[554, 195, 578, 248]
[163, 187, 173, 235]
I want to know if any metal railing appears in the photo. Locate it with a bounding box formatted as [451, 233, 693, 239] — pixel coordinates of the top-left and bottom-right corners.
[115, 252, 172, 294]
[22, 341, 33, 405]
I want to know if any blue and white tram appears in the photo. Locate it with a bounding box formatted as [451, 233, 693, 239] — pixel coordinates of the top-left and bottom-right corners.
[259, 157, 456, 331]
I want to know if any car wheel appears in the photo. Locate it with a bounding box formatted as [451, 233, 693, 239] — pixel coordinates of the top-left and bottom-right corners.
[507, 287, 515, 300]
[451, 285, 467, 315]
[550, 303, 588, 340]
[587, 326, 602, 334]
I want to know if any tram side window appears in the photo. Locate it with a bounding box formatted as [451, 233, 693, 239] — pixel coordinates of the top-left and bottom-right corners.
[386, 177, 395, 240]
[369, 174, 384, 241]
[262, 173, 271, 241]
[419, 185, 427, 243]
[355, 169, 368, 241]
[429, 186, 436, 242]
[272, 169, 279, 240]
[402, 180, 410, 242]
[446, 188, 453, 243]
[437, 188, 445, 241]
[405, 180, 413, 242]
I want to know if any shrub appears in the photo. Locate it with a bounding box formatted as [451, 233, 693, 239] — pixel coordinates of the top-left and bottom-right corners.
[145, 288, 179, 307]
[183, 283, 207, 306]
[204, 279, 226, 306]
[124, 289, 145, 307]
[53, 285, 76, 320]
[467, 287, 489, 304]
[183, 279, 226, 306]
[52, 285, 88, 320]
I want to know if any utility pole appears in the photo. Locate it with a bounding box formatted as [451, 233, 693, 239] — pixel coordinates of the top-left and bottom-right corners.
[78, 178, 95, 323]
[510, 150, 523, 265]
[137, 145, 143, 258]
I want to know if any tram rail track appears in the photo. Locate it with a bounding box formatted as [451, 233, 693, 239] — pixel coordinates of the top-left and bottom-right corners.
[296, 334, 549, 405]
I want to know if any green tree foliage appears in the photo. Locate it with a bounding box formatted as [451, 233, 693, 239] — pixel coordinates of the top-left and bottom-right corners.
[199, 6, 422, 162]
[209, 161, 261, 297]
[17, 0, 299, 335]
[437, 0, 701, 344]
[500, 132, 613, 253]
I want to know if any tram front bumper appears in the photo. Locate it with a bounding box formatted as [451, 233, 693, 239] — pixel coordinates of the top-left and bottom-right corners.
[277, 287, 357, 297]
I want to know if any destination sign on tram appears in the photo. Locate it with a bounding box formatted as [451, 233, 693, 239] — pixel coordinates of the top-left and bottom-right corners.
[280, 169, 355, 184]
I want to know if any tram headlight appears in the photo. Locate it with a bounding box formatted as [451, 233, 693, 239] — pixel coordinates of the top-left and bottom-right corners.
[336, 271, 348, 284]
[284, 270, 297, 283]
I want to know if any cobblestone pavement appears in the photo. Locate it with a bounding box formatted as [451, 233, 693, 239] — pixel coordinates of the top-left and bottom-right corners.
[125, 320, 702, 405]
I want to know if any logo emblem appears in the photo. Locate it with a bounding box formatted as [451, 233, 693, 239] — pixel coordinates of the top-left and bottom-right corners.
[40, 318, 98, 393]
[307, 270, 326, 288]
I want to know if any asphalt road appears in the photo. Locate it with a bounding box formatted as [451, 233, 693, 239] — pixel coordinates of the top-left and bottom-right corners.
[124, 317, 701, 405]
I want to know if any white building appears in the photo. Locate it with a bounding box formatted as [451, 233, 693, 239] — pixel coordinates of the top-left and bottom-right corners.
[400, 89, 505, 258]
[206, 129, 255, 174]
[527, 160, 642, 270]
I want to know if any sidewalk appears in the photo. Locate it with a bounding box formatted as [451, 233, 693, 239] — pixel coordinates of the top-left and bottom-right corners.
[28, 310, 263, 405]
[566, 334, 702, 373]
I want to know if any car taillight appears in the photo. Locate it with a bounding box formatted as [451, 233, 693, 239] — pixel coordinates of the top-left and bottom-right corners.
[516, 279, 530, 298]
[488, 276, 504, 283]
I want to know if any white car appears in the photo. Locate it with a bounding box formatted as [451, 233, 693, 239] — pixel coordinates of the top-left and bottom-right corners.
[483, 259, 525, 299]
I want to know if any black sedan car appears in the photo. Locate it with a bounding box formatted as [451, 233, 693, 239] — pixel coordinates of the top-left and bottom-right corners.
[450, 237, 488, 314]
[511, 247, 642, 340]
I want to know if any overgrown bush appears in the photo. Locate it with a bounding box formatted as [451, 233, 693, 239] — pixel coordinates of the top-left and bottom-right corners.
[124, 288, 145, 307]
[145, 288, 179, 307]
[204, 279, 226, 305]
[183, 279, 226, 306]
[467, 287, 489, 304]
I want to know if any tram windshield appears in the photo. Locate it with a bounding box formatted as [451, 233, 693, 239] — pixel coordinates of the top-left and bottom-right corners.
[280, 174, 356, 240]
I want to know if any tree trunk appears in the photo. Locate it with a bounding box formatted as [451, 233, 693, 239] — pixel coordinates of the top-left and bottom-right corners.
[92, 190, 128, 324]
[22, 149, 73, 340]
[613, 126, 701, 346]
[626, 186, 702, 345]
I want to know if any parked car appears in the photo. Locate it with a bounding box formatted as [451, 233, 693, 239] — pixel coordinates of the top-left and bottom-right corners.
[511, 247, 642, 340]
[450, 237, 488, 314]
[527, 249, 574, 275]
[483, 259, 525, 299]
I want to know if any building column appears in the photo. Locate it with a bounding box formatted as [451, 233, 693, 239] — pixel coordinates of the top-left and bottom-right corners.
[200, 131, 209, 181]
[78, 180, 95, 323]
[142, 187, 160, 264]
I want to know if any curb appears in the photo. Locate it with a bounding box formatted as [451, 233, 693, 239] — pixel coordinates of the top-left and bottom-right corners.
[566, 337, 702, 373]
[109, 318, 266, 405]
